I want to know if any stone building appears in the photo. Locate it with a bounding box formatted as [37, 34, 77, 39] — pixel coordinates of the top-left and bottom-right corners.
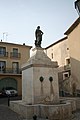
[0, 41, 32, 95]
[45, 37, 71, 96]
[45, 17, 80, 96]
[45, 36, 70, 67]
[64, 17, 80, 95]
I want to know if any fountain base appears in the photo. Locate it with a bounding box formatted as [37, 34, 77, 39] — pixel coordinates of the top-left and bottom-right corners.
[10, 100, 73, 120]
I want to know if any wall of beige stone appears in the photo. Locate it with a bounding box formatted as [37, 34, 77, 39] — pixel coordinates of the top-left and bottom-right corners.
[68, 23, 80, 90]
[0, 42, 31, 96]
[45, 38, 70, 67]
[45, 39, 71, 95]
[0, 42, 31, 68]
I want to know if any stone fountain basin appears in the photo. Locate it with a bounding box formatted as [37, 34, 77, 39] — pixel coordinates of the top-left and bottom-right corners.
[10, 99, 76, 120]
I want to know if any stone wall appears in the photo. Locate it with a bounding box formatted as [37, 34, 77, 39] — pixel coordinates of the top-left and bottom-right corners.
[10, 100, 72, 120]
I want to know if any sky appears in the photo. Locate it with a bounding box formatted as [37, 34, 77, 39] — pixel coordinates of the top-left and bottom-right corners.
[0, 0, 78, 48]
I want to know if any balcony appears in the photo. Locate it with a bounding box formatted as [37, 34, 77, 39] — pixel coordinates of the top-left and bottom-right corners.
[10, 52, 21, 59]
[0, 52, 8, 58]
[0, 68, 21, 74]
[64, 64, 71, 70]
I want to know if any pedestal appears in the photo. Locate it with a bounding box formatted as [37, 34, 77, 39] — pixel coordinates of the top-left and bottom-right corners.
[22, 47, 59, 104]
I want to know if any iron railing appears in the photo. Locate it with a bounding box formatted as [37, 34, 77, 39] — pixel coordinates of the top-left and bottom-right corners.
[0, 68, 21, 74]
[10, 52, 21, 58]
[0, 52, 8, 57]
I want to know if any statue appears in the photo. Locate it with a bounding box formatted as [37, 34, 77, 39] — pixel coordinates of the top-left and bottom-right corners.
[35, 26, 44, 47]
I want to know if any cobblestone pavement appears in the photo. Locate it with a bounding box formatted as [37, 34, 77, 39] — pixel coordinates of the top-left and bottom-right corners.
[0, 96, 24, 120]
[0, 105, 24, 120]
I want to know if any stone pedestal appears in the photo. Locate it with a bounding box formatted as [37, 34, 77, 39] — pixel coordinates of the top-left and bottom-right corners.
[21, 47, 59, 104]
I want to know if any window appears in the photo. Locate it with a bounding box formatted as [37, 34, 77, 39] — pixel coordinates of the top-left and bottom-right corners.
[0, 47, 6, 57]
[13, 48, 18, 57]
[64, 74, 68, 77]
[0, 61, 6, 73]
[13, 48, 18, 53]
[66, 58, 70, 65]
[12, 62, 19, 73]
[63, 72, 69, 80]
[10, 48, 21, 58]
[51, 53, 53, 59]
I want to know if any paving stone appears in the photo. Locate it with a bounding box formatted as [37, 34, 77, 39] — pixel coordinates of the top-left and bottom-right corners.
[0, 105, 24, 120]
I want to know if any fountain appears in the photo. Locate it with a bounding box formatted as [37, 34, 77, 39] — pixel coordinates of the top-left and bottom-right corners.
[10, 27, 74, 120]
[10, 47, 73, 120]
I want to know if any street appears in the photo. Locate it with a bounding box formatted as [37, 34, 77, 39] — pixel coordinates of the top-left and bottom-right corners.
[0, 96, 24, 120]
[0, 96, 22, 106]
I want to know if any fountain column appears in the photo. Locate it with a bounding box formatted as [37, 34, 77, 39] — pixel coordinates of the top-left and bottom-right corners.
[21, 47, 59, 104]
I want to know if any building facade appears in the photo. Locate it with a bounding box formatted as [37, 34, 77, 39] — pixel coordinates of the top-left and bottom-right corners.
[64, 17, 80, 94]
[45, 37, 70, 67]
[45, 37, 71, 96]
[0, 41, 32, 95]
[45, 17, 80, 96]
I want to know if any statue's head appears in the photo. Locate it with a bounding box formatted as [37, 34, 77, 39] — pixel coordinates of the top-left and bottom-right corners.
[37, 26, 40, 29]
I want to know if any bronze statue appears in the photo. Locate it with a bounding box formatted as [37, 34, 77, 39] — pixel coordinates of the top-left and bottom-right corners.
[35, 26, 44, 47]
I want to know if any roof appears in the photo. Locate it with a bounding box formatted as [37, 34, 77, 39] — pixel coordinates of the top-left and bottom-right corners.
[64, 17, 80, 35]
[0, 41, 32, 49]
[45, 36, 67, 49]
